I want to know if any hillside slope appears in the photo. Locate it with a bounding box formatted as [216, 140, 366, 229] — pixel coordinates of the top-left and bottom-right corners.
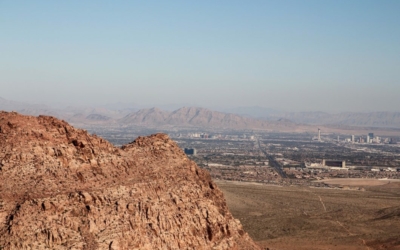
[0, 112, 259, 249]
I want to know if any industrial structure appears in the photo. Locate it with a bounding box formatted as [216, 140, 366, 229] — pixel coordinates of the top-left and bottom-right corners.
[306, 159, 347, 170]
[184, 148, 197, 156]
[323, 159, 346, 168]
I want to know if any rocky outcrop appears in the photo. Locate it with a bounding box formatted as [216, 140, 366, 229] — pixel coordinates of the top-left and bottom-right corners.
[0, 111, 259, 249]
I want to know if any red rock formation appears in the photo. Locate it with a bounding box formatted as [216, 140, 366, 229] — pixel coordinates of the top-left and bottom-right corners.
[0, 111, 259, 249]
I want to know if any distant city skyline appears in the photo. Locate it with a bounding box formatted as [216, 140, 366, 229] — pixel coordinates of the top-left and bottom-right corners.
[1, 1, 400, 112]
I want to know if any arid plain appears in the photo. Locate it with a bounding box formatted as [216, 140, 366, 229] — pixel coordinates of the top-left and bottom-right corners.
[216, 180, 400, 250]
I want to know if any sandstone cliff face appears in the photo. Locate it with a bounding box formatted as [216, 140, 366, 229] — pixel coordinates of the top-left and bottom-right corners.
[0, 111, 259, 250]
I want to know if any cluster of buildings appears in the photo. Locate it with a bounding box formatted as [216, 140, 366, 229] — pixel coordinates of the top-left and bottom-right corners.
[314, 129, 396, 144]
[345, 132, 394, 144]
[175, 133, 255, 140]
[178, 130, 400, 187]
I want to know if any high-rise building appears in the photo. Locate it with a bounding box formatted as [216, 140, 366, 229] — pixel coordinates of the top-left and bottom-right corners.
[351, 135, 355, 143]
[368, 133, 374, 139]
[318, 129, 321, 141]
[367, 135, 370, 143]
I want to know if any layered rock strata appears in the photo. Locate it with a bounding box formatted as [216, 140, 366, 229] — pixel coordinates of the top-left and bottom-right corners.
[0, 111, 259, 250]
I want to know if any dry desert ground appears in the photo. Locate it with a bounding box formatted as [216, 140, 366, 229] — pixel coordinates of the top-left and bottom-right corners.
[216, 180, 400, 250]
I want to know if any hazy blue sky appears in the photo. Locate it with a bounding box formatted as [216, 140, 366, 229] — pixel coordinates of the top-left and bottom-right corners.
[1, 1, 399, 112]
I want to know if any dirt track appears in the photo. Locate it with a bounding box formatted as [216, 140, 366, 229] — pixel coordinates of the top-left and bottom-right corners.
[216, 180, 400, 250]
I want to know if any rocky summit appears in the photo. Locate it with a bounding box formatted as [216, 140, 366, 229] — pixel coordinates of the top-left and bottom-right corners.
[0, 111, 259, 250]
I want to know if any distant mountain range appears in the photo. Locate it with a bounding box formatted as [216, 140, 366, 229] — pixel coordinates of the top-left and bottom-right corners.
[267, 111, 400, 129]
[215, 106, 280, 118]
[119, 107, 299, 131]
[0, 96, 49, 112]
[1, 97, 400, 132]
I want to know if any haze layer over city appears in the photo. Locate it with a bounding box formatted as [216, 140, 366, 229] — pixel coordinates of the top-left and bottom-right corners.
[1, 1, 400, 250]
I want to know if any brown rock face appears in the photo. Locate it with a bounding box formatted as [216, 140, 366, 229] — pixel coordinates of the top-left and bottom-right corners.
[0, 111, 259, 250]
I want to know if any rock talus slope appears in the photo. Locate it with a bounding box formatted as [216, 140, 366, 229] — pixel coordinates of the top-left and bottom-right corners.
[0, 111, 259, 250]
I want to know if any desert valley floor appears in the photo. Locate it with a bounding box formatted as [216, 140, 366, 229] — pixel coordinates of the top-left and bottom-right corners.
[216, 180, 400, 250]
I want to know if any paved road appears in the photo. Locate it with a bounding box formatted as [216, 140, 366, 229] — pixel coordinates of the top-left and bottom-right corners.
[257, 139, 287, 178]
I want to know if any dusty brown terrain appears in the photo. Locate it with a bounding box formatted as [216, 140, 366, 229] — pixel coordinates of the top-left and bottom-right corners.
[216, 180, 400, 250]
[0, 111, 259, 249]
[314, 178, 400, 187]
